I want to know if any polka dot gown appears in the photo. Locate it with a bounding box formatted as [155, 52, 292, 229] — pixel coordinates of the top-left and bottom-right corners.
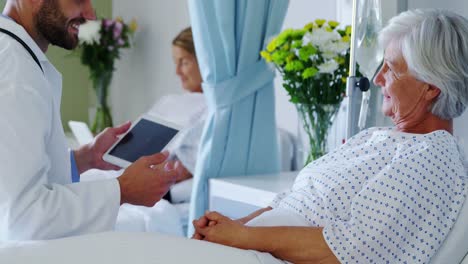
[271, 127, 467, 263]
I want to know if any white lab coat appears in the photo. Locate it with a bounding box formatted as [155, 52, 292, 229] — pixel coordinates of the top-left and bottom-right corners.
[0, 16, 120, 240]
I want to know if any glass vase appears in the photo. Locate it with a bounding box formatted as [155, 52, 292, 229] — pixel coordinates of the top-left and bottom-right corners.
[91, 70, 114, 134]
[296, 103, 340, 166]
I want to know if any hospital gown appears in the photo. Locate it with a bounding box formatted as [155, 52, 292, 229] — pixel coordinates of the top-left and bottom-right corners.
[271, 127, 467, 263]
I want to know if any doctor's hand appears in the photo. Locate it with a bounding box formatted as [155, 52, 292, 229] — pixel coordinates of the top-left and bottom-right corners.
[117, 152, 178, 206]
[174, 161, 192, 183]
[74, 121, 131, 174]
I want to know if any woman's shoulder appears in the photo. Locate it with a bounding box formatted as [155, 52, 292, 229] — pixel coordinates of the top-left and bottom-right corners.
[343, 127, 392, 146]
[392, 130, 466, 177]
[147, 93, 206, 127]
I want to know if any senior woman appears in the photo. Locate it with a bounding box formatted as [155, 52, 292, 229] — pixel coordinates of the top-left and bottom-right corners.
[190, 9, 468, 264]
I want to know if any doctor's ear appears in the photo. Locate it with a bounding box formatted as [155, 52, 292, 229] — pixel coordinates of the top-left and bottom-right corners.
[29, 0, 45, 13]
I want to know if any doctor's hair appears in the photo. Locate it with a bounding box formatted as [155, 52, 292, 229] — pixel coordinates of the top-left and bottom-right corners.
[172, 27, 195, 56]
[379, 9, 468, 120]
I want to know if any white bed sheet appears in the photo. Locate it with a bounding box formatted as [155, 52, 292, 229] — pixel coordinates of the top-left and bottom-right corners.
[81, 169, 190, 236]
[0, 231, 282, 264]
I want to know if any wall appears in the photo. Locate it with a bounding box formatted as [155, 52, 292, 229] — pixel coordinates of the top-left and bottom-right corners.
[109, 0, 468, 154]
[275, 0, 338, 135]
[110, 0, 338, 134]
[110, 1, 190, 125]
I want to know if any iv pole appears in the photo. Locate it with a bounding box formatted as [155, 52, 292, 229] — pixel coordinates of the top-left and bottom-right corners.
[345, 0, 370, 139]
[345, 0, 407, 139]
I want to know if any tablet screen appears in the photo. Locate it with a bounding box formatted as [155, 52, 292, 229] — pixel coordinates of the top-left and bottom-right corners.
[108, 118, 178, 162]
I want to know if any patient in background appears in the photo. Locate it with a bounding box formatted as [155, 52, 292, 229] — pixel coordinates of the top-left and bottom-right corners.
[148, 27, 206, 203]
[188, 9, 468, 263]
[83, 27, 205, 236]
[172, 27, 203, 94]
[112, 28, 207, 236]
[166, 27, 204, 184]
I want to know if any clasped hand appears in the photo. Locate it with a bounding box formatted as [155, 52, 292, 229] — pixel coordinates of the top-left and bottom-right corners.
[191, 211, 249, 248]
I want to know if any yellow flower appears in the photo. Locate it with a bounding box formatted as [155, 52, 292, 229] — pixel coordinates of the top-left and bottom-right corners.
[276, 29, 294, 46]
[285, 60, 304, 72]
[129, 19, 138, 33]
[304, 22, 314, 31]
[271, 50, 289, 65]
[298, 45, 317, 61]
[315, 19, 326, 27]
[260, 51, 272, 62]
[292, 40, 302, 49]
[291, 29, 307, 39]
[266, 37, 278, 52]
[302, 67, 318, 79]
[324, 26, 333, 33]
[336, 56, 345, 65]
[342, 35, 350, 43]
[286, 53, 296, 63]
[345, 26, 352, 36]
[115, 16, 124, 23]
[328, 20, 340, 29]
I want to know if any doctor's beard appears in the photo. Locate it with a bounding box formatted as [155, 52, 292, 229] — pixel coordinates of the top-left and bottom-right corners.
[35, 0, 85, 50]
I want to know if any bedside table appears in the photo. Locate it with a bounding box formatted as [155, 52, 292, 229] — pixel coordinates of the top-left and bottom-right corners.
[209, 171, 298, 219]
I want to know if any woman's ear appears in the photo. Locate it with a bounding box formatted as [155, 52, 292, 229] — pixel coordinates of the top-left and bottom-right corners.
[425, 84, 441, 101]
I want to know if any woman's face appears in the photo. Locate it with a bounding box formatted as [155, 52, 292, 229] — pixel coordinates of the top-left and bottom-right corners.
[373, 41, 439, 128]
[172, 45, 203, 93]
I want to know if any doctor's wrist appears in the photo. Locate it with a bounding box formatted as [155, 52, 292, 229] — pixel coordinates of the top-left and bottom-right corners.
[117, 175, 129, 205]
[73, 144, 93, 174]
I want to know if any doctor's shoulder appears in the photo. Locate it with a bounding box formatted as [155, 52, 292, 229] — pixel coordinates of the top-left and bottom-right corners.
[0, 34, 46, 85]
[0, 40, 51, 121]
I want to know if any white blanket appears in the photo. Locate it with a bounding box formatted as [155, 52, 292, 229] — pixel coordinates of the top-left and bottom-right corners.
[81, 169, 189, 236]
[0, 232, 282, 264]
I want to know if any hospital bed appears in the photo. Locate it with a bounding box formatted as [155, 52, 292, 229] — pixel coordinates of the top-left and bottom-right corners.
[3, 118, 465, 262]
[0, 188, 467, 264]
[0, 153, 467, 263]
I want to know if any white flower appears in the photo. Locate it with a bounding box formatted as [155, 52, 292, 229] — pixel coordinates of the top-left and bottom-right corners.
[322, 41, 350, 55]
[78, 20, 101, 45]
[322, 51, 336, 59]
[302, 28, 340, 48]
[318, 59, 339, 74]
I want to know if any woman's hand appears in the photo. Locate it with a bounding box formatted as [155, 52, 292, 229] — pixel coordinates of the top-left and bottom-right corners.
[192, 211, 249, 248]
[191, 213, 215, 240]
[192, 207, 271, 240]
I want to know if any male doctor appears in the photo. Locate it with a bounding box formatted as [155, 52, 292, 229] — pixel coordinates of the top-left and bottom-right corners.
[0, 0, 178, 240]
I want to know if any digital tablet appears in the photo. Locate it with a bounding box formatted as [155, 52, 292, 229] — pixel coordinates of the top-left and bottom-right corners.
[103, 115, 181, 168]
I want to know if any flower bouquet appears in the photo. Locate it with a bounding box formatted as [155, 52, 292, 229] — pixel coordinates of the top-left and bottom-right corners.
[261, 19, 353, 165]
[78, 17, 137, 134]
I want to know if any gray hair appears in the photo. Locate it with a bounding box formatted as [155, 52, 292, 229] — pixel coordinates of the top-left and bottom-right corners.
[379, 9, 468, 120]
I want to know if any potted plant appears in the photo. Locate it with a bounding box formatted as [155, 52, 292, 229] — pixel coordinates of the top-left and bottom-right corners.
[261, 19, 354, 165]
[77, 17, 137, 134]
